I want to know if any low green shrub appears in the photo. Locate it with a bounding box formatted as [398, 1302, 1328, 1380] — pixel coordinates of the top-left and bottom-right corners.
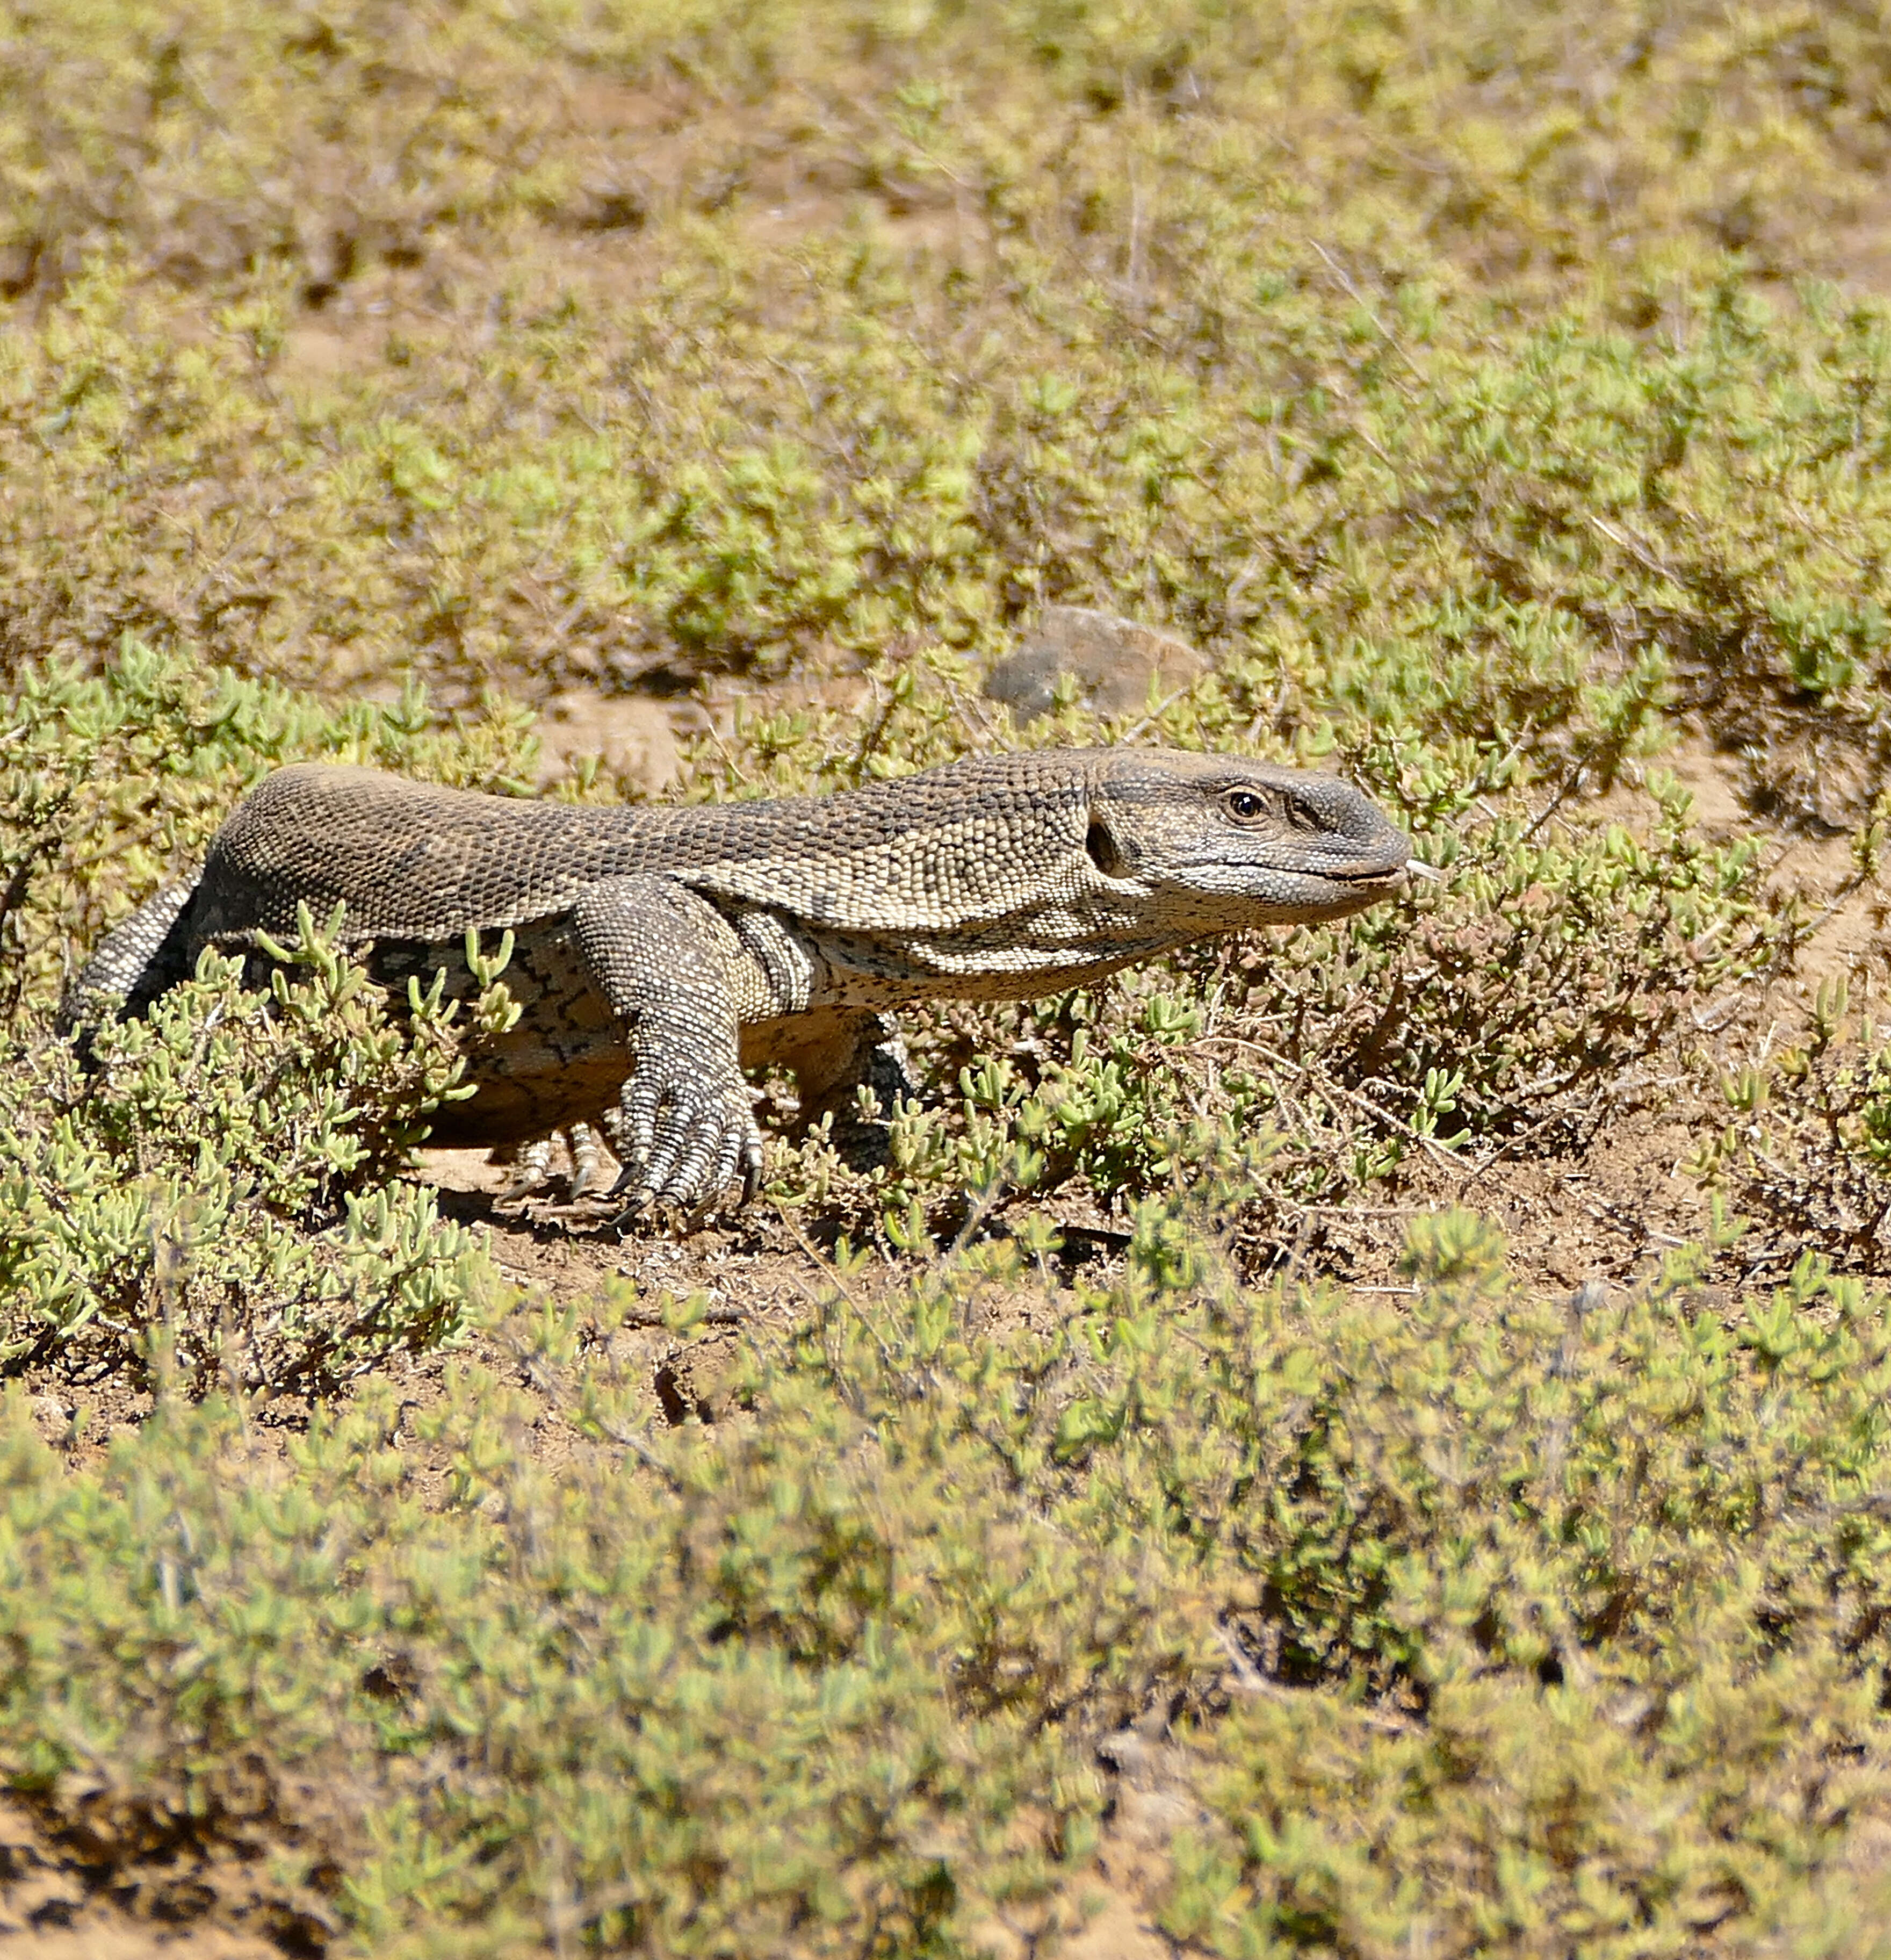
[797, 1209, 1891, 1957]
[1689, 973, 1891, 1279]
[1170, 1658, 1891, 1957]
[6, 1212, 1891, 1954]
[0, 918, 509, 1393]
[0, 646, 537, 1391]
[0, 1274, 1200, 1955]
[9, 0, 1891, 313]
[8, 5, 1891, 1949]
[19, 246, 1891, 837]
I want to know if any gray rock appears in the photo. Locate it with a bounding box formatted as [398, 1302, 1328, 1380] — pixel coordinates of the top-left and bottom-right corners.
[985, 606, 1209, 720]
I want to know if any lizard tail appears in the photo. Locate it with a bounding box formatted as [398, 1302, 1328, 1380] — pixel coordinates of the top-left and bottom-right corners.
[57, 870, 204, 1043]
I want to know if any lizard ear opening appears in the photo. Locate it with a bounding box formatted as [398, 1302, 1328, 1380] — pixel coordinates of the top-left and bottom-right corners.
[1085, 813, 1126, 878]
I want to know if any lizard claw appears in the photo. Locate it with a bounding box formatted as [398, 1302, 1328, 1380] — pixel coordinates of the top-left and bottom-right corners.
[501, 1124, 610, 1202]
[737, 1129, 768, 1199]
[566, 1121, 607, 1200]
[609, 1049, 763, 1220]
[497, 1135, 557, 1200]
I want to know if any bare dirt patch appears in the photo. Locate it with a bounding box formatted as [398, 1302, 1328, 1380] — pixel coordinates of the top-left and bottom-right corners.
[409, 1092, 1736, 1336]
[532, 687, 692, 792]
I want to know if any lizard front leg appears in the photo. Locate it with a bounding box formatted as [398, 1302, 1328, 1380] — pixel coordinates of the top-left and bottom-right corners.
[571, 876, 777, 1215]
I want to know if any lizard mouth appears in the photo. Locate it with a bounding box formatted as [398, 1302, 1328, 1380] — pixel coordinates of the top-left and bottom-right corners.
[1320, 860, 1411, 885]
[1191, 851, 1412, 897]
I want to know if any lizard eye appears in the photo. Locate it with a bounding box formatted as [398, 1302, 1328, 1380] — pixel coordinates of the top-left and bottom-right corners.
[1222, 788, 1268, 823]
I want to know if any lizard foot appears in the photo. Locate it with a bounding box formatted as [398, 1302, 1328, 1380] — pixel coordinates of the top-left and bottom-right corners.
[608, 1053, 763, 1219]
[496, 1136, 557, 1201]
[496, 1123, 611, 1201]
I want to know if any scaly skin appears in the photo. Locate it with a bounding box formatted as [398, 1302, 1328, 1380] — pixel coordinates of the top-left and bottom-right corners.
[64, 747, 1412, 1215]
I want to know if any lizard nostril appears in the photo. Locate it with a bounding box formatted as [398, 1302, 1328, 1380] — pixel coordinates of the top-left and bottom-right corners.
[1085, 817, 1125, 878]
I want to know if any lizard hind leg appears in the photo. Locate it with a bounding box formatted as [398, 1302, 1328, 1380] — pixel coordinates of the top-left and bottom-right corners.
[774, 1010, 916, 1169]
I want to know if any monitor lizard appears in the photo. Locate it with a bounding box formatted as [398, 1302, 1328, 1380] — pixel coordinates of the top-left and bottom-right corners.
[63, 746, 1413, 1215]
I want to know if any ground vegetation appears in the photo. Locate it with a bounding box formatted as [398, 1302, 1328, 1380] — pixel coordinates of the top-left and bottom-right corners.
[12, 1, 1891, 1952]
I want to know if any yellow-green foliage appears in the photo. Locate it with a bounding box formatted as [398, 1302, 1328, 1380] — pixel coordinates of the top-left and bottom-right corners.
[6, 1220, 1891, 1953]
[0, 650, 538, 1388]
[6, 5, 1891, 832]
[17, 256, 1891, 830]
[6, 0, 1891, 298]
[0, 926, 504, 1393]
[14, 1, 1891, 1952]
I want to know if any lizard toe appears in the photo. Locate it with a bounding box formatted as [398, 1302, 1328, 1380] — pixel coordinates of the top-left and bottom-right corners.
[674, 1114, 761, 1220]
[636, 1082, 729, 1207]
[661, 1122, 729, 1215]
[632, 1130, 689, 1207]
[613, 1068, 708, 1205]
[739, 1129, 765, 1206]
[497, 1135, 557, 1201]
[565, 1121, 608, 1200]
[705, 1122, 759, 1215]
[618, 1075, 662, 1169]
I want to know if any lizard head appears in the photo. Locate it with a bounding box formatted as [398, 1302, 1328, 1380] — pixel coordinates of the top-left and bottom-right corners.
[1083, 748, 1413, 924]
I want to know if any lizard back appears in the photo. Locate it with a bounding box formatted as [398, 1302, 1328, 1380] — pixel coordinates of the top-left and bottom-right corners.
[191, 755, 1102, 945]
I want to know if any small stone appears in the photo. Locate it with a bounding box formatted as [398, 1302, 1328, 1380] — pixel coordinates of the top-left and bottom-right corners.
[985, 607, 1210, 720]
[27, 1394, 69, 1445]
